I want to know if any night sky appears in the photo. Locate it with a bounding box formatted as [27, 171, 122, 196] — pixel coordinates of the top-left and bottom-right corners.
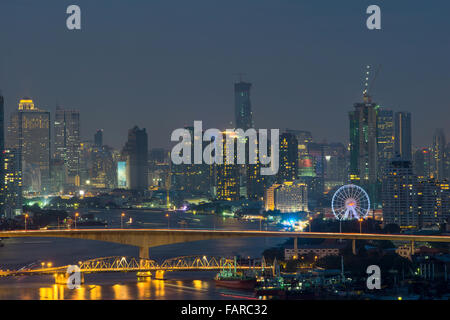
[0, 0, 449, 149]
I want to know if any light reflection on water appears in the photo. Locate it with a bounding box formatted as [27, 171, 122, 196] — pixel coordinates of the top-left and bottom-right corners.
[0, 209, 287, 300]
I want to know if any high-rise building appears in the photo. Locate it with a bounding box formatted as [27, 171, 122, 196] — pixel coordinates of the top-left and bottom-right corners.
[2, 149, 22, 218]
[349, 98, 378, 206]
[417, 179, 450, 228]
[394, 111, 412, 160]
[0, 93, 5, 214]
[413, 148, 432, 180]
[54, 106, 81, 183]
[215, 131, 240, 201]
[278, 132, 298, 183]
[234, 81, 253, 131]
[7, 98, 51, 193]
[376, 107, 394, 178]
[432, 129, 446, 180]
[94, 129, 103, 148]
[122, 126, 148, 191]
[382, 157, 417, 227]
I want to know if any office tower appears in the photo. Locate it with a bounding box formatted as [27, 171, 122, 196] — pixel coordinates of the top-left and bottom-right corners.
[382, 157, 418, 227]
[446, 143, 450, 180]
[54, 106, 81, 184]
[94, 129, 103, 148]
[170, 127, 212, 195]
[432, 129, 446, 180]
[376, 107, 394, 177]
[278, 132, 298, 183]
[234, 81, 253, 130]
[2, 149, 22, 218]
[264, 180, 308, 213]
[122, 126, 148, 191]
[349, 98, 378, 206]
[417, 179, 450, 228]
[394, 111, 412, 160]
[285, 129, 313, 178]
[90, 145, 116, 189]
[324, 142, 348, 189]
[413, 148, 432, 180]
[78, 140, 94, 186]
[7, 98, 51, 193]
[50, 159, 65, 193]
[245, 136, 265, 201]
[215, 131, 240, 201]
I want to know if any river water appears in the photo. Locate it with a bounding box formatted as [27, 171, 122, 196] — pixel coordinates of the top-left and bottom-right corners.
[0, 209, 287, 300]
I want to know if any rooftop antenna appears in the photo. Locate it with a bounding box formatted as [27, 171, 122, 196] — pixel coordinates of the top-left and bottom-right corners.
[234, 73, 246, 82]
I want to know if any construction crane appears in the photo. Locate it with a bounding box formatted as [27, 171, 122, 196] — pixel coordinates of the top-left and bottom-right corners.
[362, 64, 382, 103]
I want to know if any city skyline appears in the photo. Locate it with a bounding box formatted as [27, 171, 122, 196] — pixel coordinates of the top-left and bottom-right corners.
[1, 0, 450, 149]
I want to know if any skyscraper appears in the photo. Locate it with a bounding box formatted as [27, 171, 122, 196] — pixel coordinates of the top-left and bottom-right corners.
[278, 132, 298, 183]
[7, 98, 51, 193]
[349, 97, 378, 205]
[122, 126, 148, 191]
[2, 149, 22, 218]
[432, 128, 446, 180]
[413, 148, 432, 180]
[0, 93, 5, 214]
[216, 131, 240, 201]
[94, 129, 103, 147]
[382, 157, 417, 227]
[54, 106, 81, 184]
[394, 111, 412, 160]
[234, 81, 253, 130]
[376, 107, 394, 178]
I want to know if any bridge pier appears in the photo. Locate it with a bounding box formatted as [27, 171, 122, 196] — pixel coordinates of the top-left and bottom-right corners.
[352, 239, 357, 255]
[154, 270, 166, 280]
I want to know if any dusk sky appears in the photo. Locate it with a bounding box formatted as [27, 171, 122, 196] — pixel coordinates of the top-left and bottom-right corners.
[0, 0, 449, 149]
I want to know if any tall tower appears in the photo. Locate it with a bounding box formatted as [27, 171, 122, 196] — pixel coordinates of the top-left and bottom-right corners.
[94, 129, 103, 147]
[7, 98, 51, 193]
[122, 126, 148, 191]
[394, 111, 412, 160]
[234, 81, 253, 130]
[54, 106, 81, 182]
[432, 128, 446, 180]
[278, 132, 298, 183]
[376, 107, 394, 178]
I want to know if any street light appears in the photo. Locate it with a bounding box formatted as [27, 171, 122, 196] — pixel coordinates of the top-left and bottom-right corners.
[24, 214, 29, 231]
[309, 216, 313, 232]
[359, 218, 363, 234]
[74, 212, 79, 229]
[121, 212, 125, 229]
[166, 213, 170, 229]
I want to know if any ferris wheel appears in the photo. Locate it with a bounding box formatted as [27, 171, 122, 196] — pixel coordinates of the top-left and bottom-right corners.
[331, 184, 370, 221]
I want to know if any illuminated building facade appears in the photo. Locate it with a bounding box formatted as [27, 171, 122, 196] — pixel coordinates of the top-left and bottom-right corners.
[7, 98, 51, 193]
[215, 131, 240, 201]
[54, 106, 81, 184]
[2, 149, 22, 218]
[265, 180, 308, 213]
[376, 107, 394, 179]
[382, 157, 418, 227]
[417, 179, 450, 227]
[278, 132, 298, 183]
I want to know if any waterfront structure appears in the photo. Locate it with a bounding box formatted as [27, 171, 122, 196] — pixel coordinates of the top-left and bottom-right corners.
[7, 98, 51, 193]
[122, 126, 148, 191]
[234, 81, 253, 131]
[382, 157, 418, 227]
[394, 111, 412, 160]
[2, 148, 22, 217]
[285, 242, 344, 260]
[265, 180, 308, 213]
[54, 106, 81, 184]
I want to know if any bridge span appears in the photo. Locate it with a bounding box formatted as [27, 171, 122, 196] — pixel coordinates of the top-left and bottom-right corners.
[0, 229, 449, 259]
